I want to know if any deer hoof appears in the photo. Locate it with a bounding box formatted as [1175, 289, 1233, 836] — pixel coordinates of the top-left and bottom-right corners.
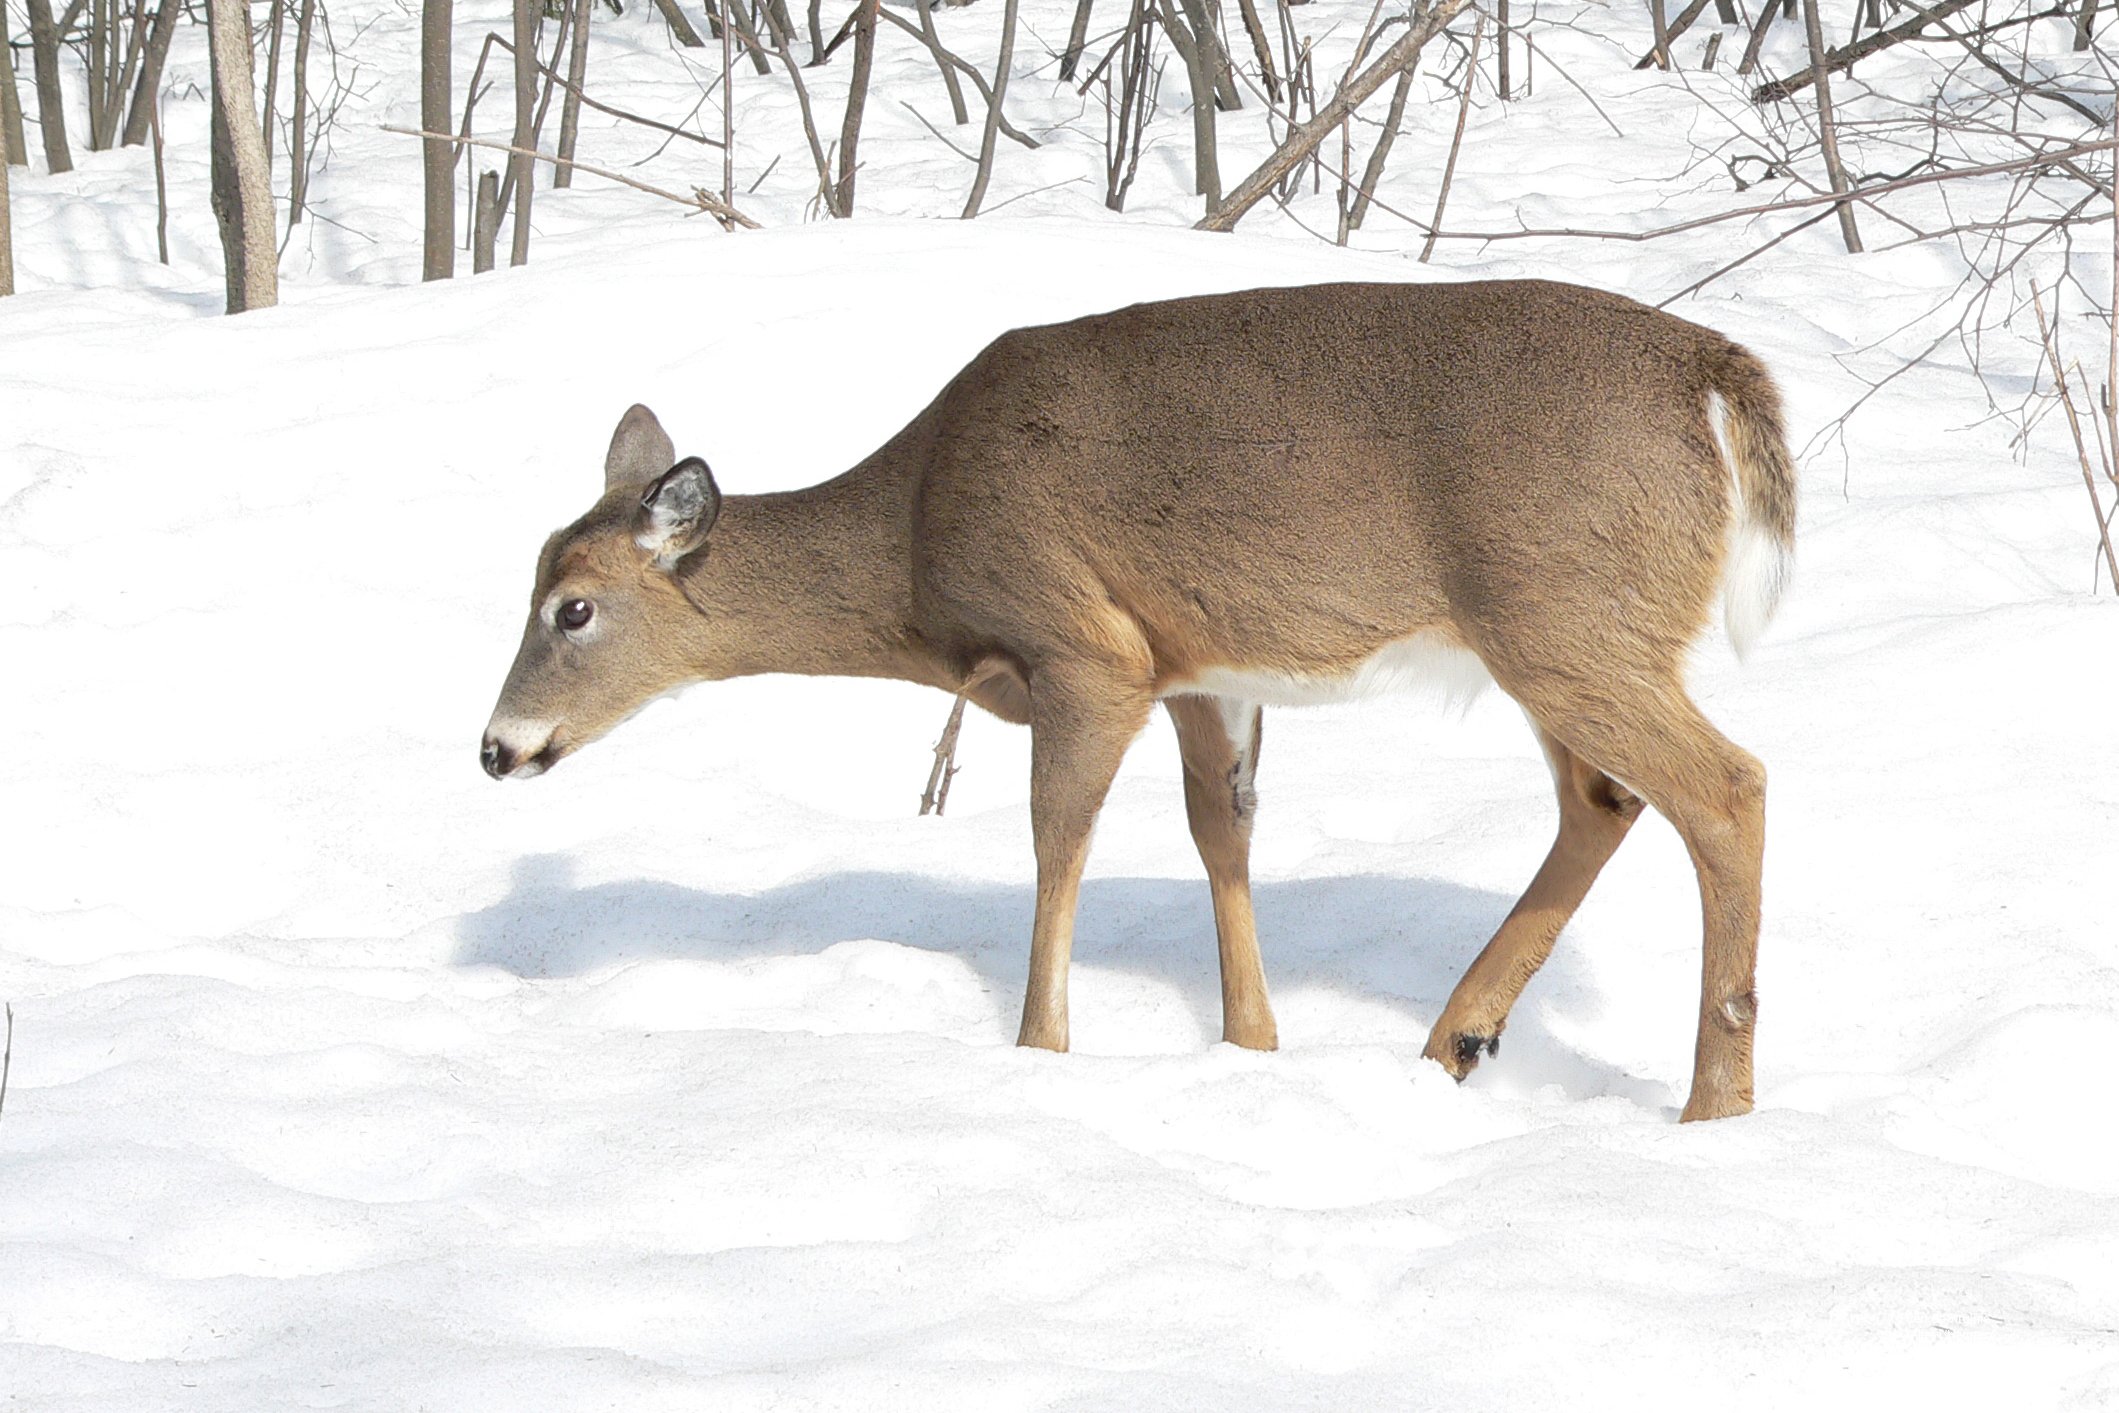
[1423, 1027, 1500, 1080]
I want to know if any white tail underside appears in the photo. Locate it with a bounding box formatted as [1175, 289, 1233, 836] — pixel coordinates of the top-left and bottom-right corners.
[1707, 391, 1793, 659]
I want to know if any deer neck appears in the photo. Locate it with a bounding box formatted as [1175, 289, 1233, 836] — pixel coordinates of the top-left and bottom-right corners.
[678, 468, 944, 687]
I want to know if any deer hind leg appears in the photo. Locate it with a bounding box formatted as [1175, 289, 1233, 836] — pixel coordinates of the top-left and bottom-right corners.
[1424, 726, 1643, 1079]
[1505, 672, 1767, 1122]
[1167, 695, 1278, 1051]
[1016, 667, 1154, 1053]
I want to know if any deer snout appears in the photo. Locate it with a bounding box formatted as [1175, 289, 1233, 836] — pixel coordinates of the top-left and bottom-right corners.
[481, 719, 557, 780]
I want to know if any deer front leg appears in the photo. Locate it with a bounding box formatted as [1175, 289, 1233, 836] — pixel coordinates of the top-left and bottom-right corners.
[1166, 694, 1277, 1050]
[1017, 670, 1154, 1051]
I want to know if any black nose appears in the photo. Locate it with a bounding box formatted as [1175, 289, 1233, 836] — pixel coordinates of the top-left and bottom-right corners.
[481, 737, 514, 779]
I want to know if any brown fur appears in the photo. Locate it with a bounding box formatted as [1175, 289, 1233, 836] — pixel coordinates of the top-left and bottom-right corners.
[484, 279, 1797, 1123]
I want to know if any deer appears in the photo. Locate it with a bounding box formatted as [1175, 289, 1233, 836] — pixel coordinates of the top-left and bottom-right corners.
[481, 279, 1797, 1123]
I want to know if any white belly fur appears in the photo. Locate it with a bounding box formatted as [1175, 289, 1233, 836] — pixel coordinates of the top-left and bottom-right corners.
[1164, 630, 1493, 709]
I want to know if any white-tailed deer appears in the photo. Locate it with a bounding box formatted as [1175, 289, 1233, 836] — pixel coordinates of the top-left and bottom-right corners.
[482, 280, 1796, 1122]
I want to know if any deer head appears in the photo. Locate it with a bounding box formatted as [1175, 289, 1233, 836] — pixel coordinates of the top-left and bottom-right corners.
[480, 405, 725, 780]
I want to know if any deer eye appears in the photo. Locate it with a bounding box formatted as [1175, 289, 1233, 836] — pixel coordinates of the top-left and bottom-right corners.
[557, 598, 594, 631]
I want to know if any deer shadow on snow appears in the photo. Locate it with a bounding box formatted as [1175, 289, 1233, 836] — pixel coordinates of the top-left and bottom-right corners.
[454, 854, 1664, 1107]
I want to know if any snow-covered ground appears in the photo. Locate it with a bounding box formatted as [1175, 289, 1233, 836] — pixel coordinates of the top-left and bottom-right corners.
[5, 1, 2117, 1407]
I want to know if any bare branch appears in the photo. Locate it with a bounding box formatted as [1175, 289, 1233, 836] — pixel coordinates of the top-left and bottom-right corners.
[1199, 0, 1473, 232]
[382, 125, 761, 227]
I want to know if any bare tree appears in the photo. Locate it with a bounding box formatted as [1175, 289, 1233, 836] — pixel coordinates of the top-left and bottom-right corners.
[1060, 0, 1095, 79]
[287, 0, 318, 225]
[2, 0, 29, 165]
[960, 0, 1020, 217]
[554, 0, 591, 188]
[205, 0, 277, 311]
[148, 82, 168, 262]
[836, 0, 878, 212]
[649, 0, 705, 46]
[122, 0, 184, 147]
[25, 0, 72, 173]
[1157, 0, 1222, 210]
[1200, 0, 1471, 232]
[509, 0, 536, 264]
[423, 0, 454, 277]
[86, 0, 107, 148]
[1798, 0, 1861, 253]
[473, 167, 500, 271]
[1, 155, 12, 296]
[750, 0, 843, 215]
[913, 0, 967, 122]
[1099, 0, 1159, 211]
[260, 0, 288, 162]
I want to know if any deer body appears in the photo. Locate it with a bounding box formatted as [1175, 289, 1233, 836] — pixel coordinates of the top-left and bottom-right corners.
[484, 279, 1796, 1123]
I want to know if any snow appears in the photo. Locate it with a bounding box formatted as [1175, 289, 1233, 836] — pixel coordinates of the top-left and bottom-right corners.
[5, 0, 2118, 1406]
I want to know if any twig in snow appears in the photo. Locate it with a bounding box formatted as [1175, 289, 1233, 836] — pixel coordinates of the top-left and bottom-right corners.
[2033, 287, 2119, 593]
[919, 692, 969, 816]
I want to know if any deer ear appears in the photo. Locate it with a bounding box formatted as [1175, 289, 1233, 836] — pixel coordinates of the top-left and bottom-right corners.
[605, 404, 677, 491]
[637, 457, 722, 567]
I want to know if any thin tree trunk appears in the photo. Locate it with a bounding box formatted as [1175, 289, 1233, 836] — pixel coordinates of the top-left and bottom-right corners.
[287, 0, 316, 225]
[1634, 0, 1713, 68]
[149, 84, 168, 261]
[649, 0, 705, 45]
[496, 1, 575, 217]
[1234, 0, 1280, 102]
[916, 0, 967, 122]
[1800, 0, 1861, 252]
[1737, 0, 1779, 73]
[751, 0, 841, 214]
[509, 0, 536, 264]
[1180, 0, 1240, 110]
[1497, 0, 1510, 97]
[122, 0, 183, 146]
[260, 0, 287, 163]
[555, 0, 591, 187]
[1649, 0, 1672, 69]
[473, 167, 499, 271]
[1347, 61, 1414, 230]
[726, 0, 769, 73]
[101, 0, 153, 142]
[877, 4, 1039, 147]
[959, 0, 1018, 217]
[1060, 0, 1094, 79]
[764, 0, 796, 49]
[2076, 0, 2096, 51]
[721, 0, 732, 203]
[1, 0, 28, 165]
[1158, 0, 1220, 207]
[1, 156, 12, 296]
[205, 0, 277, 311]
[87, 0, 108, 149]
[836, 0, 876, 212]
[1419, 12, 1480, 260]
[25, 0, 72, 173]
[806, 0, 822, 61]
[422, 0, 454, 277]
